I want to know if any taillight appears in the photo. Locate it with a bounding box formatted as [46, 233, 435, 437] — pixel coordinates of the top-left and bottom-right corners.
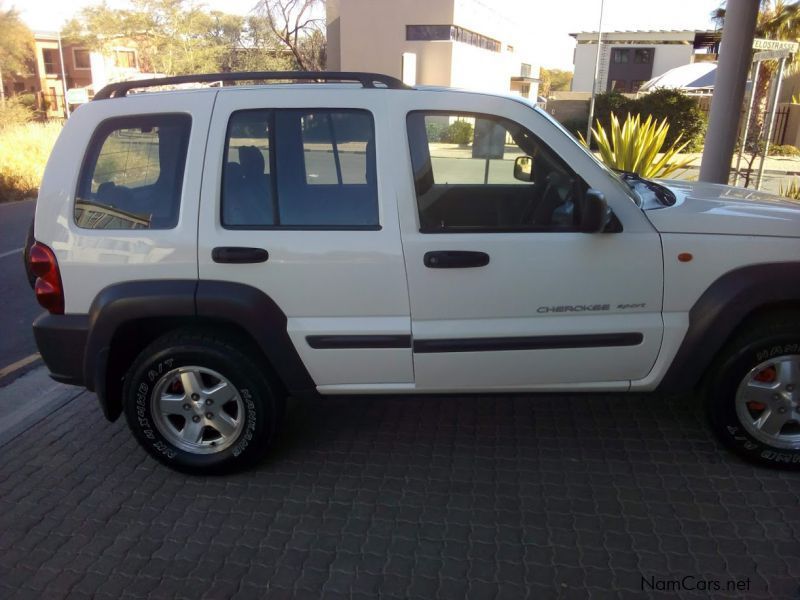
[29, 242, 64, 314]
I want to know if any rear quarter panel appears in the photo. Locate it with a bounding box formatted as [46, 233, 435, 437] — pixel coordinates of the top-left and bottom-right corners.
[34, 92, 216, 313]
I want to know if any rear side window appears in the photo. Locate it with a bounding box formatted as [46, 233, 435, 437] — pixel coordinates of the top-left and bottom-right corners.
[222, 109, 378, 229]
[75, 114, 191, 230]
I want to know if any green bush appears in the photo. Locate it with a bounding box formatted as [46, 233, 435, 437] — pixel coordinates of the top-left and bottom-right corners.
[440, 120, 474, 145]
[0, 97, 35, 130]
[770, 144, 800, 157]
[0, 121, 62, 202]
[587, 89, 706, 151]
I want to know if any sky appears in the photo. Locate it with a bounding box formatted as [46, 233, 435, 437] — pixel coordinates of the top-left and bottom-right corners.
[15, 0, 723, 70]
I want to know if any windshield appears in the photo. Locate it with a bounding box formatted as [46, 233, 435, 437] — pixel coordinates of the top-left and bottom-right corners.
[532, 107, 642, 207]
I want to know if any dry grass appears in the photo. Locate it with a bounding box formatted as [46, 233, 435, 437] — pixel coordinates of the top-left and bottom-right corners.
[0, 121, 62, 202]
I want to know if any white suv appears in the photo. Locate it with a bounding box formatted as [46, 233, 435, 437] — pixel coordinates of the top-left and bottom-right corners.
[29, 72, 800, 473]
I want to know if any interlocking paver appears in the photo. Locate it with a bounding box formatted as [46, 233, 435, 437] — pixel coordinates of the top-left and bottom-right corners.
[0, 391, 798, 598]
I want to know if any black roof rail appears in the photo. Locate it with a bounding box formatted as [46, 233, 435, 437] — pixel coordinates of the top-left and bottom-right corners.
[93, 71, 412, 99]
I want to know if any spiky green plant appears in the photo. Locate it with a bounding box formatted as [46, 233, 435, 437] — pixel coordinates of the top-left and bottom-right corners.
[779, 178, 800, 201]
[579, 112, 694, 178]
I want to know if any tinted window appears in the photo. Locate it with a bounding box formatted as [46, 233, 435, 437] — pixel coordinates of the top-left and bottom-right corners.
[407, 111, 586, 232]
[75, 114, 191, 230]
[222, 109, 378, 229]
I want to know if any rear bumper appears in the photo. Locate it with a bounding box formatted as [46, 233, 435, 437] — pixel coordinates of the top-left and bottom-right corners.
[32, 313, 89, 387]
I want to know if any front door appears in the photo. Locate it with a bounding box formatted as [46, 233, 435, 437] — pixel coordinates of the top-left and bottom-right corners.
[398, 104, 664, 392]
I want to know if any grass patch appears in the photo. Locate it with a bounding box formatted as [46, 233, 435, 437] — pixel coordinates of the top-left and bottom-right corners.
[0, 121, 62, 202]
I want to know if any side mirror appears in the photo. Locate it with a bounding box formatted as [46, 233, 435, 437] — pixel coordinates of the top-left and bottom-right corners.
[513, 156, 534, 182]
[580, 189, 611, 233]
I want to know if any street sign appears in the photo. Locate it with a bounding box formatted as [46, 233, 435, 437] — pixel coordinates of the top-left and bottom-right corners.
[65, 88, 89, 105]
[753, 49, 793, 62]
[753, 38, 799, 52]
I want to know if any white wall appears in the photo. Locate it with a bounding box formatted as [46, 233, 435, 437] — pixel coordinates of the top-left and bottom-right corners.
[328, 0, 538, 95]
[572, 43, 694, 92]
[652, 45, 694, 78]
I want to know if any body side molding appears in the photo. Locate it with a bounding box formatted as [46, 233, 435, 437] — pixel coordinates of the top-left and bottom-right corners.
[413, 333, 643, 354]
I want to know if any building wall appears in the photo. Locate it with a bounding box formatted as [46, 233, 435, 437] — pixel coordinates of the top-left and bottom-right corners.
[572, 31, 697, 93]
[327, 0, 538, 96]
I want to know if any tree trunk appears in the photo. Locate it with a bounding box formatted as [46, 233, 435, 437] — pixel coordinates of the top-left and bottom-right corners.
[0, 64, 5, 107]
[746, 61, 776, 153]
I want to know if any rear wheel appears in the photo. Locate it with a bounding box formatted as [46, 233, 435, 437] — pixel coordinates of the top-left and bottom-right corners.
[123, 330, 282, 474]
[706, 316, 800, 468]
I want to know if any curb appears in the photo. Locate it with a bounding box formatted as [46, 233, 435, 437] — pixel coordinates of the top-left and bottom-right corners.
[0, 366, 85, 448]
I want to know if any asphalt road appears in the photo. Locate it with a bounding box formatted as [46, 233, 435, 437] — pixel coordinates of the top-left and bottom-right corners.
[0, 199, 39, 380]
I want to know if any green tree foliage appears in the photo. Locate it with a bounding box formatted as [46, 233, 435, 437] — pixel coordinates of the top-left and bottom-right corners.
[539, 68, 572, 97]
[64, 0, 292, 76]
[590, 89, 707, 151]
[0, 5, 35, 103]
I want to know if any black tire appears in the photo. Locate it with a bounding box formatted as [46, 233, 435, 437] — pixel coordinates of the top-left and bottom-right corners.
[23, 218, 35, 289]
[123, 329, 282, 474]
[706, 314, 800, 469]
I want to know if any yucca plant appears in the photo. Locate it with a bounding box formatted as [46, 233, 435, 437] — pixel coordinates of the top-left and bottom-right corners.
[579, 112, 693, 178]
[779, 178, 800, 201]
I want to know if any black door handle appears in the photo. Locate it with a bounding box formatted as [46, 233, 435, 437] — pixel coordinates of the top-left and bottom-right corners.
[212, 247, 269, 264]
[424, 250, 490, 269]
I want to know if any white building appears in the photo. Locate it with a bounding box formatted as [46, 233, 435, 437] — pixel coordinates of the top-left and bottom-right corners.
[326, 0, 539, 98]
[570, 30, 720, 94]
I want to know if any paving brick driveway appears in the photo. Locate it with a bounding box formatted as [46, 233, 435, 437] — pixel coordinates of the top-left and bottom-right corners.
[1, 390, 798, 599]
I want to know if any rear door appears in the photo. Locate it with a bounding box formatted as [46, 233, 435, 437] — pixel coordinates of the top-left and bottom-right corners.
[198, 87, 412, 392]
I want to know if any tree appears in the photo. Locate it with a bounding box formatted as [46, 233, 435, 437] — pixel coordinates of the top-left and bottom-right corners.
[64, 0, 290, 76]
[539, 68, 572, 97]
[713, 0, 800, 167]
[0, 5, 35, 105]
[257, 0, 325, 71]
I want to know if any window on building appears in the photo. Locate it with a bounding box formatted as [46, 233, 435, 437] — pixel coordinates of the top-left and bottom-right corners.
[507, 45, 515, 53]
[221, 109, 378, 228]
[634, 48, 653, 64]
[114, 50, 137, 68]
[406, 24, 500, 52]
[42, 49, 60, 75]
[609, 79, 627, 91]
[612, 48, 629, 64]
[520, 83, 530, 98]
[73, 49, 91, 69]
[75, 114, 192, 230]
[406, 112, 587, 232]
[520, 63, 532, 78]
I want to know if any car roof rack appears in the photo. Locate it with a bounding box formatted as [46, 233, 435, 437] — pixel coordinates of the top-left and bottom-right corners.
[94, 71, 412, 99]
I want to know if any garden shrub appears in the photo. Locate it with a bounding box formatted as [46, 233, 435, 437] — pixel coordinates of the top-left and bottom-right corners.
[0, 97, 35, 130]
[587, 89, 706, 151]
[440, 120, 474, 144]
[769, 144, 800, 157]
[0, 121, 62, 202]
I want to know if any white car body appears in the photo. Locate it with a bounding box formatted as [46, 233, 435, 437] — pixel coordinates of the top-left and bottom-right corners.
[33, 82, 800, 401]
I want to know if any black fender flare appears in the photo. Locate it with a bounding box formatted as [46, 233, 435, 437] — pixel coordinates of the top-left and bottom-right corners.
[85, 279, 315, 420]
[657, 262, 800, 394]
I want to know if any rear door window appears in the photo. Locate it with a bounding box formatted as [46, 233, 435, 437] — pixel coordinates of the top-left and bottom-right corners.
[75, 114, 191, 230]
[221, 109, 378, 229]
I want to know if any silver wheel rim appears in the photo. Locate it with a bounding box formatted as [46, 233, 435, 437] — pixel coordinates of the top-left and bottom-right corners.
[150, 366, 245, 455]
[735, 355, 800, 450]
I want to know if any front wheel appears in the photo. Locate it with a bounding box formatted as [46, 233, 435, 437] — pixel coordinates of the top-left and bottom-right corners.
[123, 330, 282, 474]
[706, 317, 800, 469]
